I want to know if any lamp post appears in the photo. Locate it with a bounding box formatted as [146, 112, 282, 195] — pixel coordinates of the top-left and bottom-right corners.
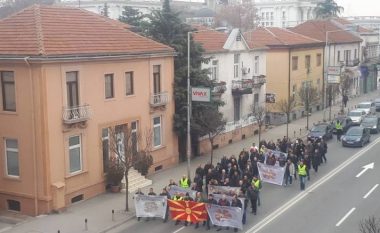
[325, 29, 351, 121]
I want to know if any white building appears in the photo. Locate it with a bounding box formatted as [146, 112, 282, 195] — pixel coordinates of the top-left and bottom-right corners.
[254, 0, 320, 28]
[193, 28, 267, 131]
[345, 16, 380, 32]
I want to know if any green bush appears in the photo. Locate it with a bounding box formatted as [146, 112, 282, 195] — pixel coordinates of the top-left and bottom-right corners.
[133, 151, 153, 176]
[107, 158, 125, 186]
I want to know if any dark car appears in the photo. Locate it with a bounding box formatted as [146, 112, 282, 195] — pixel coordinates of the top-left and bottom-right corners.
[341, 126, 371, 147]
[307, 123, 333, 142]
[360, 116, 380, 134]
[375, 98, 380, 112]
[331, 116, 353, 134]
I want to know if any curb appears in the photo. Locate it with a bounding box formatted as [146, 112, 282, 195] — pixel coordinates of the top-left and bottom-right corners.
[97, 212, 135, 233]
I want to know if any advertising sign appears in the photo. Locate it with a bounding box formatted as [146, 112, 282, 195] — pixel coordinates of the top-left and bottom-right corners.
[191, 87, 211, 102]
[328, 66, 341, 76]
[327, 75, 340, 84]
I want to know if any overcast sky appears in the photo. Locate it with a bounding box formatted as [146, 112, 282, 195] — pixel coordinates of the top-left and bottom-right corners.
[335, 0, 380, 16]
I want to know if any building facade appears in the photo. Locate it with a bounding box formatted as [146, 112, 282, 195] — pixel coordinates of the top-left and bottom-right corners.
[245, 27, 324, 124]
[254, 0, 320, 28]
[0, 5, 178, 216]
[193, 28, 266, 152]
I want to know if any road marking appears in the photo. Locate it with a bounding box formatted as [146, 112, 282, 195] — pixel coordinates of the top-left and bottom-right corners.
[356, 162, 374, 178]
[0, 227, 12, 233]
[336, 207, 356, 227]
[363, 184, 379, 199]
[246, 136, 380, 233]
[172, 226, 185, 233]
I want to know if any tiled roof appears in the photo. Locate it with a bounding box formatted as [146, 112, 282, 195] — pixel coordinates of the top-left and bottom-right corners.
[244, 27, 323, 48]
[334, 18, 374, 33]
[0, 5, 173, 57]
[291, 20, 363, 44]
[192, 29, 228, 53]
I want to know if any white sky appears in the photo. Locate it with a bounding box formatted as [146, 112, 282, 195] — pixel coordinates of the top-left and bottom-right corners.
[335, 0, 380, 16]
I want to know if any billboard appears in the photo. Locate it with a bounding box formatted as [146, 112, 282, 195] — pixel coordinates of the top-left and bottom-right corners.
[192, 87, 211, 102]
[327, 75, 340, 84]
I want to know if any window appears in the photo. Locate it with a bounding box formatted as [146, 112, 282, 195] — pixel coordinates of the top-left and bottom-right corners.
[354, 49, 357, 59]
[69, 135, 82, 173]
[270, 12, 274, 20]
[7, 200, 20, 212]
[344, 50, 351, 61]
[125, 72, 134, 96]
[233, 97, 241, 121]
[282, 11, 286, 19]
[236, 34, 242, 41]
[104, 74, 114, 99]
[66, 71, 79, 107]
[102, 128, 109, 173]
[153, 116, 162, 147]
[131, 121, 138, 153]
[153, 65, 161, 94]
[337, 51, 341, 62]
[254, 56, 259, 74]
[254, 94, 259, 107]
[292, 84, 297, 98]
[265, 12, 269, 20]
[1, 71, 16, 111]
[316, 54, 322, 66]
[5, 138, 19, 177]
[234, 54, 240, 78]
[210, 60, 219, 80]
[292, 56, 298, 70]
[305, 55, 311, 69]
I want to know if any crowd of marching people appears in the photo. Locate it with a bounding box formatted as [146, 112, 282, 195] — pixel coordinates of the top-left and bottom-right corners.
[135, 136, 329, 231]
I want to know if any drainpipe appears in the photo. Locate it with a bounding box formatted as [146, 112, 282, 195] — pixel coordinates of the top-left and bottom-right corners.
[24, 57, 39, 216]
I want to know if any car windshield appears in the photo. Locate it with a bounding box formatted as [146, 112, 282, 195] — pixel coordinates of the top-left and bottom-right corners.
[348, 111, 362, 117]
[346, 128, 363, 136]
[358, 103, 371, 109]
[362, 118, 377, 124]
[311, 125, 326, 132]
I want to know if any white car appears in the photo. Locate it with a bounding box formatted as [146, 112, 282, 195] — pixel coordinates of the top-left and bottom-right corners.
[356, 101, 376, 115]
[347, 110, 366, 125]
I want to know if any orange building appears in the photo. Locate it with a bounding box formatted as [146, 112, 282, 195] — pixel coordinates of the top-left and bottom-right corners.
[0, 5, 178, 216]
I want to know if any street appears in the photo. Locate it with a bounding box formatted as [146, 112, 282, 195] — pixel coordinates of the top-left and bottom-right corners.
[110, 123, 380, 233]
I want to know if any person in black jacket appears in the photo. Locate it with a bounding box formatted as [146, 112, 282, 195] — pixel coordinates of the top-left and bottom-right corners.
[247, 185, 258, 215]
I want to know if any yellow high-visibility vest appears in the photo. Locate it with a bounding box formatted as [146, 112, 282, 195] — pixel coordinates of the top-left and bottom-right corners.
[298, 164, 307, 176]
[180, 178, 189, 188]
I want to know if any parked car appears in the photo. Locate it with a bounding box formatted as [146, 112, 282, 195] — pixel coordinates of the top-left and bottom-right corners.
[356, 101, 376, 115]
[375, 98, 380, 112]
[360, 116, 380, 134]
[307, 123, 334, 142]
[347, 110, 366, 125]
[341, 126, 371, 147]
[331, 116, 353, 134]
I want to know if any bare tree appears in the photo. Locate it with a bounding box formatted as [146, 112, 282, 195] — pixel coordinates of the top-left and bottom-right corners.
[107, 124, 153, 211]
[298, 83, 319, 129]
[214, 2, 258, 31]
[276, 96, 297, 138]
[193, 108, 226, 165]
[360, 216, 380, 233]
[250, 104, 266, 146]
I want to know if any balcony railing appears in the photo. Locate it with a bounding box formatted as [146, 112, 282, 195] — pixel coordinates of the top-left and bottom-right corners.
[345, 58, 360, 67]
[150, 92, 169, 107]
[62, 104, 91, 124]
[252, 75, 266, 86]
[231, 79, 254, 95]
[212, 81, 227, 94]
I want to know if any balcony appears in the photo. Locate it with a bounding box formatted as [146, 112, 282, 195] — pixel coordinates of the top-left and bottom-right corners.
[252, 75, 266, 88]
[150, 92, 169, 107]
[212, 81, 227, 94]
[62, 104, 91, 124]
[345, 58, 360, 67]
[231, 79, 254, 95]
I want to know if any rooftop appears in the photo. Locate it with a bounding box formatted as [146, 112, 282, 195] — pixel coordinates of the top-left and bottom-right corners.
[0, 4, 173, 58]
[192, 28, 229, 53]
[290, 20, 363, 44]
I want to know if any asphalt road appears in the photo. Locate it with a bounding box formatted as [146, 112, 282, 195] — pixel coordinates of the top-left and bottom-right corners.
[110, 124, 380, 233]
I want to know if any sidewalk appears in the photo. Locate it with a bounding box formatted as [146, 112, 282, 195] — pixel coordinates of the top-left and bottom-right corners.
[2, 91, 378, 233]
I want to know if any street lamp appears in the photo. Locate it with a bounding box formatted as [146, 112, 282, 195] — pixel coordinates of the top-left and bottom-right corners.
[325, 29, 351, 121]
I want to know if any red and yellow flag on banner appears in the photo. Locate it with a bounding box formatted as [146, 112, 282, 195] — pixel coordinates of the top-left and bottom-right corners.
[168, 200, 207, 223]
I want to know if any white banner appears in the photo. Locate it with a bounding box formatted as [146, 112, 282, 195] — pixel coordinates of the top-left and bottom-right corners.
[257, 162, 285, 186]
[206, 204, 243, 229]
[208, 185, 241, 196]
[168, 185, 197, 199]
[134, 195, 167, 219]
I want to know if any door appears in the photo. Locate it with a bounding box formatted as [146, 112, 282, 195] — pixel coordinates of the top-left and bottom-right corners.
[234, 97, 241, 122]
[153, 65, 161, 94]
[66, 71, 79, 107]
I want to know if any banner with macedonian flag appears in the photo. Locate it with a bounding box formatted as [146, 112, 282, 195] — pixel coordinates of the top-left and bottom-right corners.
[168, 200, 207, 223]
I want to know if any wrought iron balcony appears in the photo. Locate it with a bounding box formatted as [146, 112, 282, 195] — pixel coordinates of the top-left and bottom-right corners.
[212, 81, 227, 94]
[231, 79, 254, 95]
[150, 92, 169, 107]
[252, 75, 266, 87]
[345, 58, 360, 67]
[62, 104, 91, 124]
